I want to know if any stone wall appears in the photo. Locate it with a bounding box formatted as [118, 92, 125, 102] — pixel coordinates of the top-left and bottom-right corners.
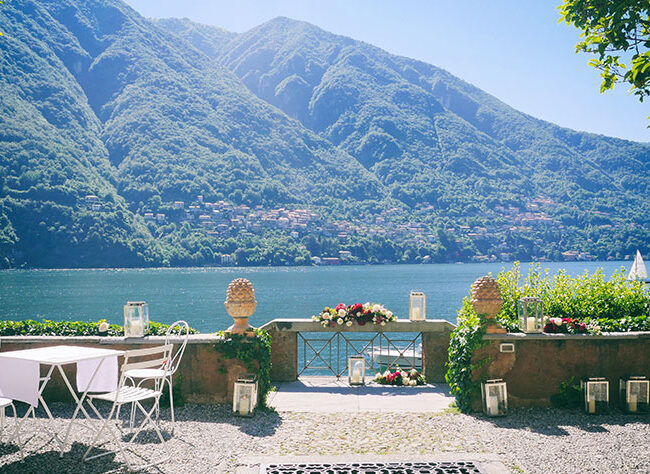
[472, 332, 650, 410]
[0, 335, 248, 404]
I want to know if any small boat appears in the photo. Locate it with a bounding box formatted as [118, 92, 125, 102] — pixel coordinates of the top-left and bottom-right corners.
[628, 250, 649, 283]
[368, 345, 422, 369]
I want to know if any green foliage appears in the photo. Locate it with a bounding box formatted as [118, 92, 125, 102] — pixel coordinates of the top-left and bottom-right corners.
[550, 377, 582, 409]
[560, 0, 650, 104]
[496, 262, 650, 329]
[0, 319, 197, 336]
[445, 298, 487, 413]
[215, 329, 272, 408]
[0, 3, 648, 268]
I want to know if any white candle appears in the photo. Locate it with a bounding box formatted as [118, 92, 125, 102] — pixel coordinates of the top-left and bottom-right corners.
[629, 393, 638, 413]
[488, 395, 498, 416]
[240, 395, 249, 416]
[412, 307, 420, 320]
[588, 396, 596, 414]
[129, 320, 143, 337]
[352, 369, 361, 384]
[526, 317, 536, 332]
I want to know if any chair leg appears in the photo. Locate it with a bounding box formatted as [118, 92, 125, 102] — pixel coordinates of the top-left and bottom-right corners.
[168, 376, 175, 433]
[10, 404, 23, 460]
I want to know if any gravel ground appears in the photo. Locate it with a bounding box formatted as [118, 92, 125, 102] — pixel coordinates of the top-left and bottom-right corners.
[1, 403, 649, 473]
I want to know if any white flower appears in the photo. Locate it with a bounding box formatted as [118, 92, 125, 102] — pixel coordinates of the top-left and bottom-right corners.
[383, 370, 390, 377]
[337, 318, 344, 325]
[386, 311, 393, 318]
[98, 321, 109, 333]
[312, 315, 318, 321]
[400, 371, 408, 378]
[409, 368, 418, 376]
[409, 379, 417, 386]
[322, 313, 330, 320]
[381, 321, 386, 326]
[345, 320, 353, 327]
[402, 377, 409, 385]
[551, 317, 563, 326]
[372, 304, 381, 313]
[338, 309, 346, 317]
[376, 373, 382, 379]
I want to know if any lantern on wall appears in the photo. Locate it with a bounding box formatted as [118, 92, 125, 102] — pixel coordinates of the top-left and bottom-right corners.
[517, 297, 543, 333]
[233, 374, 258, 417]
[581, 377, 609, 414]
[409, 292, 426, 321]
[481, 379, 508, 416]
[619, 376, 649, 414]
[348, 355, 366, 386]
[123, 301, 149, 338]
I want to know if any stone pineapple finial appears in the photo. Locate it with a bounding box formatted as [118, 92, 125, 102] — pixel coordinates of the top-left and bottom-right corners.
[471, 275, 506, 334]
[224, 278, 257, 334]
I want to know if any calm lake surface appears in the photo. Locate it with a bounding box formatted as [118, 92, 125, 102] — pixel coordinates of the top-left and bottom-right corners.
[0, 262, 630, 332]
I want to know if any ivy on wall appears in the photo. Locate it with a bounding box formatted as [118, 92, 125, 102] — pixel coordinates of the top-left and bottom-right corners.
[215, 329, 272, 408]
[445, 298, 487, 413]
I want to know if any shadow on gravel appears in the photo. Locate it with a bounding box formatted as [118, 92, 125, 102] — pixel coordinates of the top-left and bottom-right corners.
[0, 441, 125, 474]
[475, 407, 649, 436]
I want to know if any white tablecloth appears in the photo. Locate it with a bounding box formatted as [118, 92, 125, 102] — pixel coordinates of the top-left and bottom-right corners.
[0, 356, 39, 406]
[76, 356, 118, 392]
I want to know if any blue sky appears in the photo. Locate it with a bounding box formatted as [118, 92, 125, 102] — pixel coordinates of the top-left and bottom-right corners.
[125, 0, 649, 143]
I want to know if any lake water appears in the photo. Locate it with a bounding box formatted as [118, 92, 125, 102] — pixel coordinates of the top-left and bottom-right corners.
[0, 262, 630, 332]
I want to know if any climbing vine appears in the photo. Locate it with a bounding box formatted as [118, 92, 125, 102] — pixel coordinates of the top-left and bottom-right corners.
[445, 297, 488, 413]
[215, 329, 272, 408]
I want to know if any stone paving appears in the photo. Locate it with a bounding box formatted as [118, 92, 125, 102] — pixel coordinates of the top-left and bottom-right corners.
[267, 376, 454, 413]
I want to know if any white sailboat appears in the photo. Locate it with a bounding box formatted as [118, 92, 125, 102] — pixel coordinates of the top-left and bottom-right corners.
[628, 250, 649, 283]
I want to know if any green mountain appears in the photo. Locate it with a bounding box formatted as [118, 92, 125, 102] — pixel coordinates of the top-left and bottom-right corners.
[0, 2, 648, 268]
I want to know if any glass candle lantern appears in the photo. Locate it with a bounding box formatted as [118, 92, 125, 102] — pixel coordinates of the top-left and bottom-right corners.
[619, 376, 649, 414]
[348, 355, 365, 386]
[581, 377, 609, 414]
[409, 291, 426, 321]
[123, 301, 149, 338]
[233, 374, 258, 417]
[517, 297, 543, 333]
[481, 379, 508, 416]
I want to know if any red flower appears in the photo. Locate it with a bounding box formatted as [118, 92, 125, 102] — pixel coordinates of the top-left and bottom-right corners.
[335, 303, 345, 311]
[358, 320, 366, 326]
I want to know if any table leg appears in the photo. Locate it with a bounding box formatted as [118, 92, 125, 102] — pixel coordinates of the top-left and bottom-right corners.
[57, 358, 106, 456]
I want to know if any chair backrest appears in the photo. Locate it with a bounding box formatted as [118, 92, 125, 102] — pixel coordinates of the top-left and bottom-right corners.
[118, 344, 174, 388]
[164, 320, 190, 375]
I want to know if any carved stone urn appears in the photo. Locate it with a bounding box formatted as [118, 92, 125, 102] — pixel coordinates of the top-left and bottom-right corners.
[224, 278, 257, 335]
[471, 275, 506, 334]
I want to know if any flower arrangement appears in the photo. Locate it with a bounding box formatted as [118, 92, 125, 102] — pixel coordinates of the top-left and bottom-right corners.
[374, 367, 425, 386]
[312, 303, 397, 327]
[543, 317, 588, 334]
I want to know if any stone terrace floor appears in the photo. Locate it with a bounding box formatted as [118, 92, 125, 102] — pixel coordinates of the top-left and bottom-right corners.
[1, 381, 650, 473]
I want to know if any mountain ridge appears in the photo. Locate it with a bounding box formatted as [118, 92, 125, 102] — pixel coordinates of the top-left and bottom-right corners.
[0, 1, 648, 268]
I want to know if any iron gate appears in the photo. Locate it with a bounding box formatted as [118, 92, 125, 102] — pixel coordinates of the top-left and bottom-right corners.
[297, 331, 423, 377]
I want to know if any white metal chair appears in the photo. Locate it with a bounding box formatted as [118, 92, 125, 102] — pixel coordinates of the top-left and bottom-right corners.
[124, 320, 189, 432]
[83, 345, 173, 471]
[0, 397, 23, 460]
[0, 336, 24, 460]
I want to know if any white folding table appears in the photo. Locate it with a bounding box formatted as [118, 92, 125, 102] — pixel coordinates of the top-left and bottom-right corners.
[0, 345, 124, 456]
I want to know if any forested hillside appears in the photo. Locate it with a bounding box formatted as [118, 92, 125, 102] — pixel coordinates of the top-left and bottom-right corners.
[0, 1, 647, 268]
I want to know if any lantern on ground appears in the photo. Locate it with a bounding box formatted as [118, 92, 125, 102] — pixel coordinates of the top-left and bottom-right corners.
[481, 379, 508, 416]
[348, 355, 366, 386]
[409, 291, 426, 321]
[619, 376, 649, 414]
[233, 373, 258, 417]
[123, 301, 149, 338]
[517, 297, 543, 333]
[581, 377, 609, 414]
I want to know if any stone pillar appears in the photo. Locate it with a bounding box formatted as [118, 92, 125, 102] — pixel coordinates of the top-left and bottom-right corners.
[422, 328, 453, 383]
[269, 331, 298, 382]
